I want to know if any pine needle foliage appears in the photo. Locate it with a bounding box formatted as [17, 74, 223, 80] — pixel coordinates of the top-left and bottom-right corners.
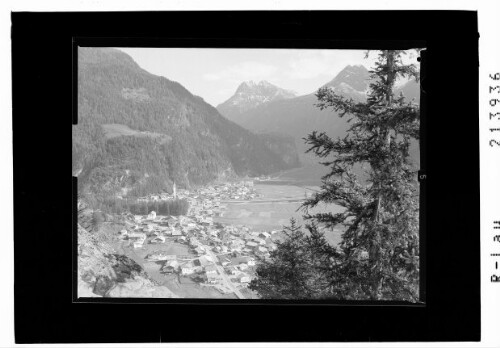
[250, 50, 421, 302]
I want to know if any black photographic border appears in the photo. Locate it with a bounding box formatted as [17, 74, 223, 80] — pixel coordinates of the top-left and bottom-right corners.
[13, 10, 479, 343]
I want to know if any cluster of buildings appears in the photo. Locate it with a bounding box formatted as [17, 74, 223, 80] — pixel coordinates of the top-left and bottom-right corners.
[192, 181, 258, 201]
[117, 181, 281, 296]
[136, 180, 260, 203]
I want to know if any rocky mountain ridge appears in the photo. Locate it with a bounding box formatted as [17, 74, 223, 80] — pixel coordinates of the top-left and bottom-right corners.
[217, 80, 297, 118]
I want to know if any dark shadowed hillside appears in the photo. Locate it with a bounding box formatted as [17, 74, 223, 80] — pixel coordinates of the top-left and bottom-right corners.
[73, 48, 300, 201]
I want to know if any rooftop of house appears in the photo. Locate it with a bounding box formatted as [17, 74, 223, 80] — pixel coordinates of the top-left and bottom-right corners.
[205, 264, 218, 272]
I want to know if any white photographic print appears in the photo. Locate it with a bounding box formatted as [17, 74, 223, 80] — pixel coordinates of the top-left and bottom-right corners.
[75, 47, 421, 301]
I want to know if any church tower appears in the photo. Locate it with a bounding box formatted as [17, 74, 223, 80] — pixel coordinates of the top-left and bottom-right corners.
[173, 182, 177, 199]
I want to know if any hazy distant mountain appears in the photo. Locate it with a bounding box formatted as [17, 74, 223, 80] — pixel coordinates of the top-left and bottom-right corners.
[73, 48, 300, 199]
[322, 64, 370, 100]
[217, 80, 297, 122]
[216, 64, 420, 166]
[395, 78, 420, 102]
[215, 65, 369, 161]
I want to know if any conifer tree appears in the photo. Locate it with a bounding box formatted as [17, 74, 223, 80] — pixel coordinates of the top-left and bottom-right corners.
[249, 219, 336, 299]
[250, 50, 421, 302]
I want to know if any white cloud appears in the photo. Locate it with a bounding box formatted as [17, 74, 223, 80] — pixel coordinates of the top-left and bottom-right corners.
[286, 56, 333, 79]
[203, 61, 278, 82]
[283, 50, 373, 80]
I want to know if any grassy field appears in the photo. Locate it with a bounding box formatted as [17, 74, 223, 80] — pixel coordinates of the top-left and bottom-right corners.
[101, 123, 172, 144]
[216, 184, 344, 245]
[142, 262, 238, 299]
[272, 164, 329, 187]
[253, 184, 309, 200]
[118, 240, 238, 298]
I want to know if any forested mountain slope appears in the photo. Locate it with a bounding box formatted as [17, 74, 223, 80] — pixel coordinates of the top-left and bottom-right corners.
[73, 48, 300, 201]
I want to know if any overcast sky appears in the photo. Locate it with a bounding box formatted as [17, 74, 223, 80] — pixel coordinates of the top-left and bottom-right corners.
[117, 48, 419, 107]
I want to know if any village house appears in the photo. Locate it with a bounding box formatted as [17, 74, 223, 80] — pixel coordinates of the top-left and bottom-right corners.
[118, 229, 128, 240]
[205, 264, 218, 275]
[258, 246, 268, 254]
[166, 259, 179, 269]
[217, 255, 231, 267]
[150, 235, 166, 244]
[220, 233, 231, 243]
[143, 224, 154, 233]
[198, 255, 213, 266]
[246, 241, 258, 249]
[240, 276, 251, 283]
[230, 256, 254, 266]
[171, 229, 182, 236]
[252, 237, 266, 245]
[206, 273, 219, 284]
[147, 211, 156, 220]
[201, 217, 213, 225]
[181, 263, 195, 275]
[151, 230, 162, 237]
[243, 234, 254, 241]
[163, 227, 174, 236]
[224, 225, 235, 233]
[259, 232, 272, 239]
[229, 244, 242, 253]
[181, 267, 195, 275]
[227, 266, 240, 276]
[145, 252, 171, 261]
[162, 266, 176, 274]
[128, 232, 147, 241]
[194, 246, 205, 255]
